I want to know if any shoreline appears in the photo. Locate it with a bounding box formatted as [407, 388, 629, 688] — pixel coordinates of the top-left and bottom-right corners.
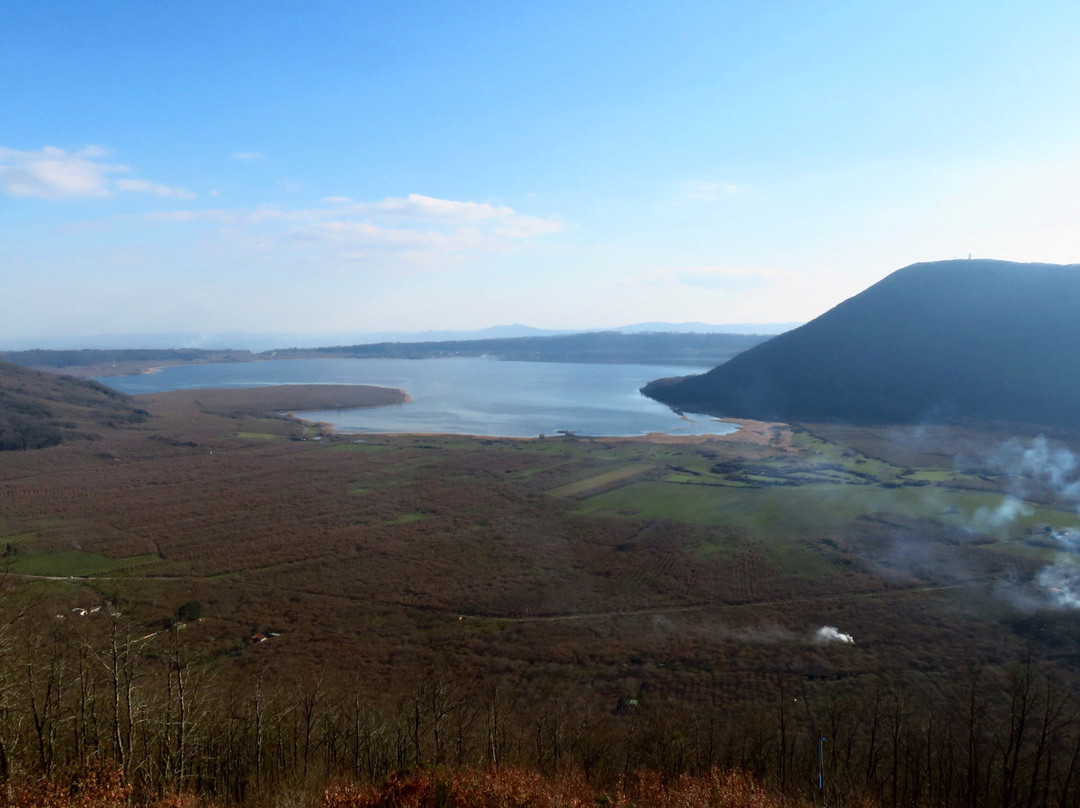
[301, 416, 794, 447]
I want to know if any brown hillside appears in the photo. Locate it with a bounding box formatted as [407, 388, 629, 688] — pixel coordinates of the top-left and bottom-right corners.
[0, 361, 148, 450]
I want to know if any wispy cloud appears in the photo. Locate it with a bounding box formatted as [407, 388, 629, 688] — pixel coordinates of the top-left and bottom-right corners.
[116, 178, 197, 200]
[0, 144, 200, 202]
[230, 151, 266, 161]
[349, 193, 514, 221]
[0, 145, 125, 198]
[142, 208, 230, 223]
[681, 179, 743, 203]
[140, 193, 564, 271]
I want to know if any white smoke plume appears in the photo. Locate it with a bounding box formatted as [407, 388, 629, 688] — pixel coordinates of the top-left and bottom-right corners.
[971, 495, 1034, 532]
[1036, 563, 1080, 609]
[812, 626, 854, 644]
[984, 436, 1080, 500]
[1035, 527, 1080, 609]
[974, 437, 1080, 609]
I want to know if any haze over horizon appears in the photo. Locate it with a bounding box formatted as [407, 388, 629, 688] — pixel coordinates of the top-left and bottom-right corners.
[3, 1, 1080, 346]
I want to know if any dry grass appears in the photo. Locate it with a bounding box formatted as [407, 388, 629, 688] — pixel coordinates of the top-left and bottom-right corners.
[321, 767, 813, 808]
[0, 764, 223, 808]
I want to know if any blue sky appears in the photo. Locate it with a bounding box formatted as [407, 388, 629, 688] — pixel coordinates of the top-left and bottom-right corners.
[3, 1, 1079, 346]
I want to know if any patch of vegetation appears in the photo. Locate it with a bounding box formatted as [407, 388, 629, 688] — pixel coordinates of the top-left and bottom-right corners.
[231, 431, 283, 441]
[383, 512, 429, 525]
[547, 463, 657, 497]
[8, 550, 158, 577]
[332, 442, 388, 453]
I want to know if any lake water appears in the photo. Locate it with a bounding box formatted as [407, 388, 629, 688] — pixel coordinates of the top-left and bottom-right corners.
[99, 357, 731, 438]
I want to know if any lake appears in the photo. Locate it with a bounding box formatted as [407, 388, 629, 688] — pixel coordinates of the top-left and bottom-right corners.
[99, 357, 733, 438]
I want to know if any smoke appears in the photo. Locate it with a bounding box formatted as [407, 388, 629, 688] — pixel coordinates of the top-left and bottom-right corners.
[813, 626, 854, 644]
[1033, 527, 1080, 609]
[984, 436, 1080, 499]
[971, 496, 1034, 532]
[1036, 563, 1080, 609]
[972, 437, 1080, 609]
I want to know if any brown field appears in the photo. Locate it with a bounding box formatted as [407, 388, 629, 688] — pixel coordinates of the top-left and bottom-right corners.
[2, 387, 1080, 805]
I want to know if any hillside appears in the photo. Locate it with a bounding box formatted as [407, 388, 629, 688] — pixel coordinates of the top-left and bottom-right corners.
[274, 330, 770, 365]
[0, 361, 147, 449]
[2, 333, 770, 375]
[0, 347, 258, 377]
[643, 259, 1080, 427]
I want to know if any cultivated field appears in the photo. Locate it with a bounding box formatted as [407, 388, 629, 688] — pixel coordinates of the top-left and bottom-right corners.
[2, 387, 1079, 805]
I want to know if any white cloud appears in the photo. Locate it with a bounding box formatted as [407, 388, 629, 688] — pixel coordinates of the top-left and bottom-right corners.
[116, 178, 197, 199]
[682, 179, 743, 203]
[290, 220, 437, 247]
[143, 208, 230, 223]
[340, 193, 516, 222]
[0, 145, 125, 198]
[139, 192, 564, 272]
[285, 194, 561, 258]
[0, 144, 202, 202]
[231, 151, 266, 161]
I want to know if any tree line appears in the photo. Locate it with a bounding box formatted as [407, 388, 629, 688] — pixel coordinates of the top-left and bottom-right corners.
[2, 594, 1079, 807]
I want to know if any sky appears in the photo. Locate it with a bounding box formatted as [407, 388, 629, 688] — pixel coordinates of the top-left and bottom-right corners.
[3, 1, 1080, 347]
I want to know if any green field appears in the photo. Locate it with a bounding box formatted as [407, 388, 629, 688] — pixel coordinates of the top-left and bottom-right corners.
[7, 550, 159, 577]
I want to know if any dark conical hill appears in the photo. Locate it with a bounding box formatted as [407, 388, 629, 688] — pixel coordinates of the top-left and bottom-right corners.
[642, 259, 1080, 428]
[0, 361, 147, 450]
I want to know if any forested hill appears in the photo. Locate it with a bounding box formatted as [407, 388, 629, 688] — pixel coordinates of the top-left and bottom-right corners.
[643, 259, 1080, 428]
[270, 330, 771, 366]
[0, 362, 146, 450]
[0, 347, 256, 374]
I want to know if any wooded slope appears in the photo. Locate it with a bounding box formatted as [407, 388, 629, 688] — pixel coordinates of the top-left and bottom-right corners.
[0, 361, 147, 450]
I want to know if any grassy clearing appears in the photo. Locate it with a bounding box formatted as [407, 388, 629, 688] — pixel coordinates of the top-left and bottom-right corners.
[0, 531, 38, 547]
[905, 470, 963, 482]
[331, 442, 388, 453]
[548, 463, 657, 497]
[574, 480, 1074, 541]
[231, 431, 282, 441]
[8, 551, 159, 577]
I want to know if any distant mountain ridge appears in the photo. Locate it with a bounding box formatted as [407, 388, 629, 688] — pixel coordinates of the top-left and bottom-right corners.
[2, 332, 776, 373]
[0, 322, 797, 352]
[643, 259, 1080, 428]
[272, 330, 771, 366]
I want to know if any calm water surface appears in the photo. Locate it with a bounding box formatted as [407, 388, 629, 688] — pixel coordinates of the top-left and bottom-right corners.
[100, 357, 731, 438]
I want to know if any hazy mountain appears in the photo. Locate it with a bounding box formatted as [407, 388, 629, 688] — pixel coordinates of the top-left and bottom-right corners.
[0, 362, 146, 450]
[0, 323, 798, 352]
[275, 331, 771, 366]
[643, 259, 1080, 428]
